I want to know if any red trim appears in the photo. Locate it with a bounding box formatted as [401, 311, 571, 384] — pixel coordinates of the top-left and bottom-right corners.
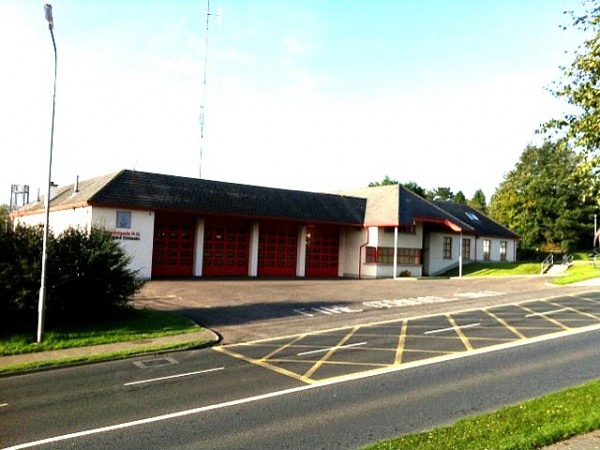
[414, 216, 462, 232]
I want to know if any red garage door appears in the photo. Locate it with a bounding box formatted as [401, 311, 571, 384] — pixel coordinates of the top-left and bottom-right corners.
[305, 225, 339, 277]
[203, 219, 250, 276]
[152, 213, 195, 277]
[258, 222, 298, 276]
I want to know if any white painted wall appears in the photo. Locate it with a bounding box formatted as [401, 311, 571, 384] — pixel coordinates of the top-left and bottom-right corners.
[340, 227, 367, 278]
[345, 225, 424, 279]
[426, 232, 518, 275]
[249, 221, 260, 277]
[194, 218, 205, 277]
[473, 237, 516, 263]
[91, 207, 155, 279]
[425, 233, 460, 276]
[296, 225, 307, 277]
[14, 206, 92, 234]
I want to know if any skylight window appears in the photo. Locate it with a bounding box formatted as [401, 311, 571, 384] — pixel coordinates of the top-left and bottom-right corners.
[465, 211, 480, 221]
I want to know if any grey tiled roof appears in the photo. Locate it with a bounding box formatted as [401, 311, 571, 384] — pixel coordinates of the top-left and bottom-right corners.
[11, 170, 517, 239]
[86, 170, 367, 225]
[433, 201, 520, 239]
[399, 186, 473, 231]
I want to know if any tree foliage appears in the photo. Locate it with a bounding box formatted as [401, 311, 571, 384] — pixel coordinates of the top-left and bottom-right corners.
[453, 191, 467, 204]
[469, 189, 488, 214]
[0, 205, 9, 232]
[367, 178, 486, 204]
[368, 175, 399, 187]
[543, 1, 600, 158]
[0, 224, 144, 332]
[489, 141, 597, 252]
[430, 187, 454, 202]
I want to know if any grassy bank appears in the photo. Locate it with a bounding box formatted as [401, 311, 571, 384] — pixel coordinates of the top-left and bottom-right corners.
[551, 261, 600, 285]
[365, 378, 600, 450]
[442, 262, 541, 277]
[0, 309, 201, 356]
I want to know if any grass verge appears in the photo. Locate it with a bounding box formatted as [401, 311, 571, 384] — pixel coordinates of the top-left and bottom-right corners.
[364, 378, 600, 450]
[0, 340, 208, 375]
[0, 309, 201, 356]
[551, 261, 600, 285]
[442, 262, 541, 277]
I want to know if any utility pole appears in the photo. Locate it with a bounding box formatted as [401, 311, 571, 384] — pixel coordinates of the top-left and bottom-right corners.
[38, 3, 57, 343]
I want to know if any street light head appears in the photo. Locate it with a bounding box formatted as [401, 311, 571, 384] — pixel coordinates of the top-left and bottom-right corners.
[44, 4, 54, 30]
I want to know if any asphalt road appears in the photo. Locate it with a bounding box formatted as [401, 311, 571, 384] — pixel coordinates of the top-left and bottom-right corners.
[3, 284, 600, 449]
[3, 325, 600, 449]
[134, 276, 587, 343]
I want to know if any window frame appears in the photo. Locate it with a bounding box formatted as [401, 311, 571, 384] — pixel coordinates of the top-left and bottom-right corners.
[500, 241, 507, 262]
[443, 237, 452, 259]
[462, 238, 471, 260]
[483, 239, 491, 261]
[116, 210, 132, 229]
[365, 246, 421, 265]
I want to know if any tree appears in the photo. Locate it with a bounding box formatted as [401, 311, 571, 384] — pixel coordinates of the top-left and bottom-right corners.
[453, 191, 467, 204]
[368, 176, 399, 187]
[368, 177, 429, 198]
[543, 2, 600, 157]
[402, 181, 427, 198]
[430, 187, 454, 202]
[47, 227, 143, 324]
[0, 205, 9, 232]
[0, 224, 143, 332]
[489, 140, 597, 252]
[469, 189, 488, 213]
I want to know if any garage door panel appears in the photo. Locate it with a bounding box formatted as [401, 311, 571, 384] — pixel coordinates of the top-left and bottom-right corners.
[203, 220, 250, 276]
[258, 222, 298, 276]
[152, 214, 195, 277]
[305, 225, 339, 277]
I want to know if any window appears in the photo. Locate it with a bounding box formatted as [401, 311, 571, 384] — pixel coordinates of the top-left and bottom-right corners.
[365, 247, 421, 265]
[384, 225, 416, 234]
[465, 211, 480, 221]
[443, 237, 452, 259]
[116, 211, 131, 229]
[462, 238, 471, 260]
[500, 241, 507, 261]
[483, 239, 491, 261]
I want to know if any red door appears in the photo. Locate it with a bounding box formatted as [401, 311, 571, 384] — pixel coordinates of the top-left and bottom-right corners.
[203, 219, 250, 276]
[258, 222, 298, 276]
[305, 225, 339, 277]
[152, 213, 195, 277]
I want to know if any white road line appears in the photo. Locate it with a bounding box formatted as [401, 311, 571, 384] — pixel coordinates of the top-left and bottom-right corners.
[525, 308, 568, 318]
[7, 324, 600, 450]
[297, 342, 367, 356]
[424, 322, 480, 335]
[124, 367, 224, 386]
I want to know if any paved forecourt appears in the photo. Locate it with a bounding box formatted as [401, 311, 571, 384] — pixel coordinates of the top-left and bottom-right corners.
[215, 291, 600, 384]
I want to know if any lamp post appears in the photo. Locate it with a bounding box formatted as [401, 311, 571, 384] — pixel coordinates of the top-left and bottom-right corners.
[37, 3, 57, 343]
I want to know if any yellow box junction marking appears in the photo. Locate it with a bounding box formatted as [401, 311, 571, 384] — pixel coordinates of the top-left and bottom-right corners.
[214, 293, 600, 385]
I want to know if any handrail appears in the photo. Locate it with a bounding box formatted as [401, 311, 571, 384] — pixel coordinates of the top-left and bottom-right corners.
[541, 253, 553, 274]
[561, 253, 573, 266]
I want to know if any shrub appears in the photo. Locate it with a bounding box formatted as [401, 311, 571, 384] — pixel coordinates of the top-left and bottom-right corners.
[0, 224, 46, 331]
[46, 227, 144, 325]
[0, 224, 144, 332]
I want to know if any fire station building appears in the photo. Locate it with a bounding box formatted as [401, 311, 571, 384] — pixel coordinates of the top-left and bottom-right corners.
[11, 170, 519, 280]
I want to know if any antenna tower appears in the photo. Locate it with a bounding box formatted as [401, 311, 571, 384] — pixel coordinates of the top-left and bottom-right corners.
[199, 0, 218, 179]
[10, 184, 30, 211]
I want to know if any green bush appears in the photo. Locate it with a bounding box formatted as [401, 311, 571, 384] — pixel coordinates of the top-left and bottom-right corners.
[0, 224, 144, 332]
[0, 224, 46, 329]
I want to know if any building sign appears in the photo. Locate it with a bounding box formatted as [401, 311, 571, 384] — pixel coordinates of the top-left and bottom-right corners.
[112, 230, 141, 241]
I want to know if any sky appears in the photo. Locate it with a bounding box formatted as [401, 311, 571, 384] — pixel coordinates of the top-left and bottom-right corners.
[0, 0, 588, 207]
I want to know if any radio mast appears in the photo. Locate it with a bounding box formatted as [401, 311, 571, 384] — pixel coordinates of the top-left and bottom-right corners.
[199, 0, 218, 179]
